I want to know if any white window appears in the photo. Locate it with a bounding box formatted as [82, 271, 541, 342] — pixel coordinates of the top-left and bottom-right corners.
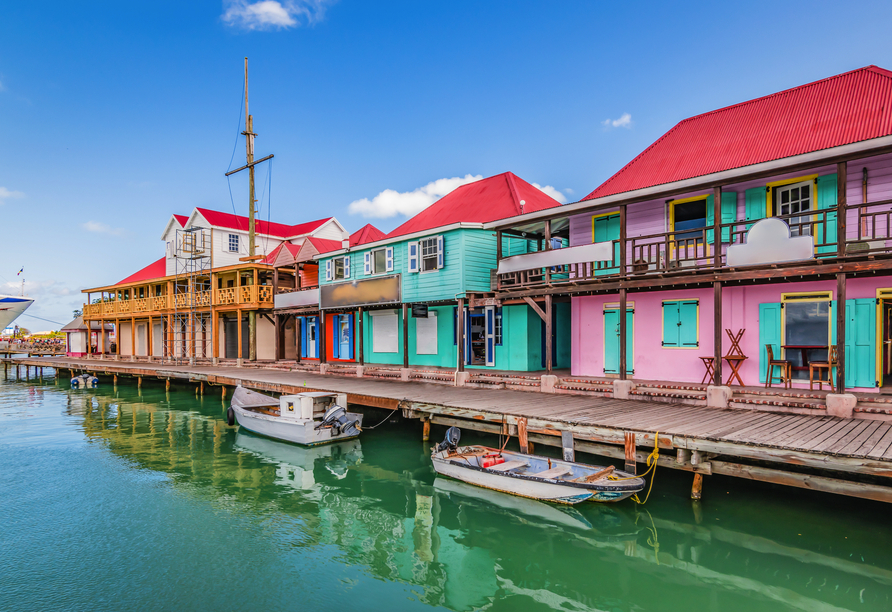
[416, 311, 438, 355]
[776, 180, 813, 236]
[495, 308, 503, 345]
[371, 310, 398, 353]
[365, 247, 393, 275]
[421, 237, 439, 272]
[332, 256, 351, 280]
[228, 234, 239, 252]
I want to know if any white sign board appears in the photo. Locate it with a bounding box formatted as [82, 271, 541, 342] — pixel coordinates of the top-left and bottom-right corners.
[497, 242, 615, 275]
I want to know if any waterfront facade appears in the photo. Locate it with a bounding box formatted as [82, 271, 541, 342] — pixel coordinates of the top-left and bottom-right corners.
[489, 65, 892, 391]
[308, 172, 569, 371]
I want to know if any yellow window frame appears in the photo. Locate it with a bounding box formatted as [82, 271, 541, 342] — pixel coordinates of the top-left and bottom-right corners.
[590, 210, 620, 243]
[667, 194, 711, 257]
[660, 299, 700, 349]
[875, 288, 892, 388]
[780, 291, 833, 361]
[764, 174, 819, 219]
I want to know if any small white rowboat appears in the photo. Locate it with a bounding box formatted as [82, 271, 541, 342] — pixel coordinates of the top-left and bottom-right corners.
[431, 428, 645, 504]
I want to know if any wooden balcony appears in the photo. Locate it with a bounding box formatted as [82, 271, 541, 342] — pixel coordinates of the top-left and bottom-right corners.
[494, 204, 892, 294]
[82, 286, 275, 319]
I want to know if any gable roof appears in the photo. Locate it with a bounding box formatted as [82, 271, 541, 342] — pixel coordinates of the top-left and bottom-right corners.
[387, 172, 563, 238]
[350, 224, 386, 246]
[586, 65, 892, 200]
[116, 257, 166, 285]
[262, 242, 302, 266]
[307, 237, 343, 254]
[194, 208, 332, 239]
[174, 214, 189, 227]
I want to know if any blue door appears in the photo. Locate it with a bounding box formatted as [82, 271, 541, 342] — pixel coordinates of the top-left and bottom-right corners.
[604, 308, 634, 375]
[339, 314, 353, 360]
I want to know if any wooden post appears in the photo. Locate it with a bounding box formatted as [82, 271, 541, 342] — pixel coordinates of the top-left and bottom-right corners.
[138, 376, 142, 388]
[837, 161, 847, 258]
[200, 382, 204, 396]
[148, 315, 153, 360]
[295, 315, 302, 364]
[274, 313, 283, 361]
[357, 307, 364, 365]
[692, 473, 704, 500]
[211, 311, 218, 360]
[543, 220, 552, 285]
[129, 317, 135, 359]
[561, 430, 575, 462]
[619, 288, 627, 380]
[249, 269, 258, 361]
[222, 385, 227, 399]
[319, 311, 327, 364]
[518, 417, 529, 453]
[237, 309, 243, 362]
[422, 418, 430, 441]
[714, 281, 722, 385]
[113, 374, 117, 385]
[457, 298, 465, 372]
[624, 431, 636, 474]
[837, 272, 846, 391]
[545, 294, 553, 373]
[165, 379, 170, 391]
[713, 186, 722, 269]
[402, 303, 409, 369]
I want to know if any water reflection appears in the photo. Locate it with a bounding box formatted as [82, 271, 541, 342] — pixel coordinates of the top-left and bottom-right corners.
[9, 381, 892, 611]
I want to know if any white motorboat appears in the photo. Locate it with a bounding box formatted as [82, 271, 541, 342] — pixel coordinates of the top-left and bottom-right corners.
[0, 294, 34, 333]
[431, 427, 645, 505]
[229, 386, 363, 447]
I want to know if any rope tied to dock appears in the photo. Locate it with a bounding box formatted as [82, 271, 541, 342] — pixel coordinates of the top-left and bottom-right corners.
[362, 400, 404, 430]
[609, 431, 659, 506]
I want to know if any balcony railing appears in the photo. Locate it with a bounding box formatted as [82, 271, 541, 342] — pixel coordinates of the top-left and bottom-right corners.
[493, 205, 880, 292]
[83, 286, 276, 319]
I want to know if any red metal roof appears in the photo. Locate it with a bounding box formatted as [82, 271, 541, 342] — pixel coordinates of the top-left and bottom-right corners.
[349, 224, 386, 246]
[387, 172, 563, 238]
[261, 242, 301, 265]
[195, 208, 332, 238]
[586, 65, 892, 200]
[116, 257, 166, 285]
[173, 214, 189, 227]
[306, 237, 343, 254]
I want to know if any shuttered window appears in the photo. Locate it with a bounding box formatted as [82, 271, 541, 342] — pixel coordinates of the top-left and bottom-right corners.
[662, 300, 698, 347]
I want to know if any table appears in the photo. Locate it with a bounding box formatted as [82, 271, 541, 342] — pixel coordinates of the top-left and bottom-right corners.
[782, 345, 825, 378]
[699, 357, 715, 384]
[723, 355, 747, 386]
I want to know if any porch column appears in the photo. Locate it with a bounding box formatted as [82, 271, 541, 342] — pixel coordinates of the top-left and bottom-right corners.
[544, 221, 552, 285]
[714, 281, 723, 385]
[237, 309, 243, 361]
[457, 298, 465, 372]
[495, 230, 502, 291]
[837, 161, 847, 258]
[837, 273, 846, 391]
[713, 186, 722, 269]
[619, 204, 627, 274]
[130, 316, 135, 358]
[357, 307, 364, 365]
[619, 288, 627, 380]
[274, 313, 283, 361]
[148, 315, 153, 360]
[545, 294, 553, 373]
[249, 268, 258, 361]
[319, 311, 327, 364]
[295, 314, 302, 364]
[402, 303, 409, 368]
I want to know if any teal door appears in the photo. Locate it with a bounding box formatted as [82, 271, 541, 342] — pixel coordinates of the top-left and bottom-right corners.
[593, 214, 620, 275]
[831, 299, 877, 388]
[604, 308, 633, 375]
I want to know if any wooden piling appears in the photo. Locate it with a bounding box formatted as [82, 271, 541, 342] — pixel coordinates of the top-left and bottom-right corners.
[165, 379, 170, 391]
[692, 473, 704, 500]
[518, 418, 529, 454]
[422, 418, 430, 441]
[222, 385, 227, 399]
[561, 430, 575, 462]
[624, 432, 636, 475]
[113, 374, 118, 385]
[200, 382, 204, 396]
[137, 376, 142, 388]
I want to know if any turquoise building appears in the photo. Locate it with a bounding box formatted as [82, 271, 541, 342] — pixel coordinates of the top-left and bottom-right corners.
[316, 172, 569, 371]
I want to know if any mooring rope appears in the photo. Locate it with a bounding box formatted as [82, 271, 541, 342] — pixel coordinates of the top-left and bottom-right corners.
[608, 431, 660, 505]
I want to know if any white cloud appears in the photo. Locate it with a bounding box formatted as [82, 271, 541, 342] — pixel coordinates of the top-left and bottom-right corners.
[221, 0, 333, 30]
[531, 183, 567, 204]
[0, 187, 24, 203]
[603, 113, 632, 129]
[82, 221, 126, 236]
[348, 175, 483, 219]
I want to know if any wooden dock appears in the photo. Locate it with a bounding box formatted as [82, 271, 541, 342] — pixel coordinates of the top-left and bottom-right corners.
[7, 355, 892, 503]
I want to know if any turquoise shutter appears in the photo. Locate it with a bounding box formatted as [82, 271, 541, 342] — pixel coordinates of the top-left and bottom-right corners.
[705, 194, 715, 244]
[662, 302, 680, 347]
[848, 299, 876, 388]
[816, 174, 838, 255]
[721, 191, 737, 243]
[679, 301, 699, 347]
[331, 315, 339, 359]
[745, 187, 767, 230]
[593, 214, 620, 274]
[759, 303, 782, 383]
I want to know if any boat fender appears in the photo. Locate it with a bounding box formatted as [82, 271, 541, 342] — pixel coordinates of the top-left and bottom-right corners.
[481, 454, 505, 469]
[227, 406, 236, 426]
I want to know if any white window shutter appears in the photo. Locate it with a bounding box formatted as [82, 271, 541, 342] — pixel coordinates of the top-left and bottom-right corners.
[343, 256, 351, 278]
[385, 247, 394, 272]
[364, 252, 371, 275]
[437, 235, 444, 269]
[408, 242, 419, 273]
[325, 259, 332, 281]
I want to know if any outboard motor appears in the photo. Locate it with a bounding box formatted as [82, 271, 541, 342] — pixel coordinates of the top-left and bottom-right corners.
[315, 404, 362, 437]
[434, 426, 461, 454]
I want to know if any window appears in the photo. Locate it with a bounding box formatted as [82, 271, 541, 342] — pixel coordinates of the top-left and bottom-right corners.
[775, 180, 813, 236]
[495, 307, 503, 345]
[329, 256, 351, 281]
[781, 292, 831, 378]
[365, 247, 393, 275]
[421, 237, 439, 271]
[334, 258, 345, 280]
[671, 198, 708, 242]
[416, 311, 438, 355]
[662, 300, 698, 347]
[371, 310, 399, 353]
[228, 234, 239, 252]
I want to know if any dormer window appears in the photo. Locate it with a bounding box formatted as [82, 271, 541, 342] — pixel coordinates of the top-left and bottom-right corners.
[228, 234, 239, 252]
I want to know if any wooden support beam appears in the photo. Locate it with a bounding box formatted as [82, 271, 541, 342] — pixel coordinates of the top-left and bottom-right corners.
[545, 294, 553, 373]
[692, 473, 704, 500]
[222, 385, 227, 399]
[837, 161, 847, 259]
[422, 418, 430, 442]
[624, 431, 636, 474]
[518, 417, 529, 453]
[457, 298, 465, 372]
[713, 186, 722, 269]
[714, 281, 722, 385]
[837, 272, 846, 391]
[237, 310, 243, 361]
[138, 376, 142, 388]
[523, 296, 547, 322]
[619, 288, 628, 380]
[165, 379, 170, 391]
[274, 313, 283, 361]
[561, 430, 575, 462]
[402, 303, 409, 368]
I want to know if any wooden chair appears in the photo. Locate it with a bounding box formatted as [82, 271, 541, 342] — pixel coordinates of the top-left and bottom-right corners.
[809, 345, 838, 391]
[765, 344, 791, 389]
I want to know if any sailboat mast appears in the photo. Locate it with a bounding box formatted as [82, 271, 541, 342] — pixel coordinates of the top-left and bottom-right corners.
[244, 57, 256, 258]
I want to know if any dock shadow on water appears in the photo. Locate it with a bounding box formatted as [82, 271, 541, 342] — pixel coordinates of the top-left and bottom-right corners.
[2, 372, 892, 612]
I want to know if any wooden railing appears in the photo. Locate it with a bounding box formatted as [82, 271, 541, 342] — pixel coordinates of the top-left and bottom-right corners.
[494, 208, 855, 291]
[82, 285, 275, 319]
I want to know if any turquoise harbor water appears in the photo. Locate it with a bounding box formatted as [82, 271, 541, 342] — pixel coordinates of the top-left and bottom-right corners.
[2, 371, 892, 612]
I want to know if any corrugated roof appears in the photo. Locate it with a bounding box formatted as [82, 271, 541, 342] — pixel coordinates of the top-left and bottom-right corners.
[387, 172, 563, 238]
[262, 242, 301, 265]
[195, 208, 331, 238]
[116, 257, 166, 285]
[173, 214, 189, 227]
[306, 237, 343, 254]
[586, 65, 892, 200]
[349, 224, 386, 246]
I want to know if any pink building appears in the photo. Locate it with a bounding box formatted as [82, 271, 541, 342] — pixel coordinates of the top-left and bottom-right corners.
[489, 66, 892, 394]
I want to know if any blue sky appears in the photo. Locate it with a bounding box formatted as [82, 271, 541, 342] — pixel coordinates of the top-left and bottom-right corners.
[2, 0, 891, 328]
